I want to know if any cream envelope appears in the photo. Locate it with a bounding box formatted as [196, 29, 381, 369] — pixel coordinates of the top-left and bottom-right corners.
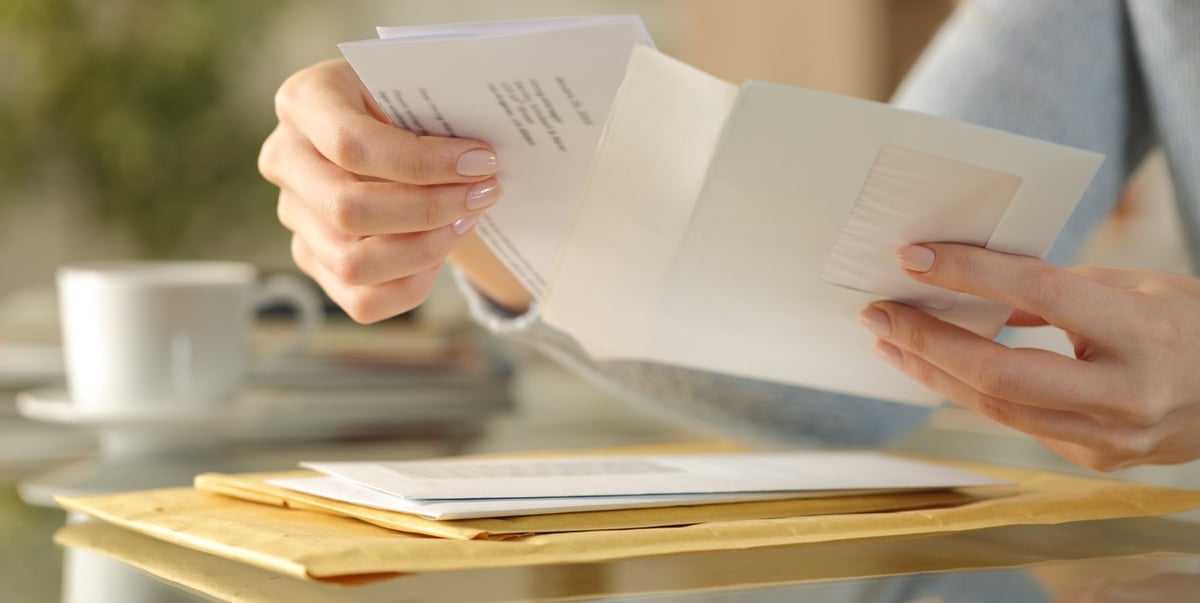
[543, 48, 1103, 407]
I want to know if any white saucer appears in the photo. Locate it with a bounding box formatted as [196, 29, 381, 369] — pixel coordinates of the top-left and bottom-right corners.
[16, 388, 239, 428]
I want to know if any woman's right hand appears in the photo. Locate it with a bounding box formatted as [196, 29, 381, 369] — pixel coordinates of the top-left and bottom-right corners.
[259, 58, 503, 323]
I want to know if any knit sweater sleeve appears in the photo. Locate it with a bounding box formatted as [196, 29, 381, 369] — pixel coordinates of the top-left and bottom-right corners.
[451, 268, 931, 447]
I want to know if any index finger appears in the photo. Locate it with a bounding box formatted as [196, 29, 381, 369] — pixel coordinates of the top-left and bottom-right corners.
[897, 243, 1139, 341]
[275, 59, 497, 185]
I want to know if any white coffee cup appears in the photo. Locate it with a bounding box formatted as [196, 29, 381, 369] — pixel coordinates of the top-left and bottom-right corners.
[57, 261, 322, 416]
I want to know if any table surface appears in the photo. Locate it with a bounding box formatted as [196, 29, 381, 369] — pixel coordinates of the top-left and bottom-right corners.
[5, 342, 1200, 603]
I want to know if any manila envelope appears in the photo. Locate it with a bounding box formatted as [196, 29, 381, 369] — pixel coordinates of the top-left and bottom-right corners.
[55, 516, 1200, 599]
[56, 452, 1200, 581]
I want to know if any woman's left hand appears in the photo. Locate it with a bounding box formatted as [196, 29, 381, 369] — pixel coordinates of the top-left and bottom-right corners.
[860, 242, 1200, 471]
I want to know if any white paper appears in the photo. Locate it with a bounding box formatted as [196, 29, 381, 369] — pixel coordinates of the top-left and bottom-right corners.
[340, 16, 652, 297]
[302, 451, 1008, 500]
[269, 475, 824, 520]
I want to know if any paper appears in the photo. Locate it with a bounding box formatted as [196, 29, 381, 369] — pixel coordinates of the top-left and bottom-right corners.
[57, 449, 1200, 580]
[340, 16, 652, 296]
[198, 469, 981, 539]
[341, 17, 1104, 407]
[268, 475, 825, 520]
[301, 451, 1008, 500]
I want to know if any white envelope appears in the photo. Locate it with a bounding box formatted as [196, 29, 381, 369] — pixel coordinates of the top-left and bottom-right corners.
[542, 48, 1102, 406]
[269, 475, 828, 520]
[302, 451, 1009, 500]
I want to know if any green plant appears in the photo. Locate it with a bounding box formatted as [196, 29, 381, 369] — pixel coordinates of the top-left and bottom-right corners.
[0, 0, 288, 257]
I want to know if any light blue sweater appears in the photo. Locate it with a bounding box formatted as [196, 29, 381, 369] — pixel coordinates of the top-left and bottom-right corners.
[458, 0, 1200, 447]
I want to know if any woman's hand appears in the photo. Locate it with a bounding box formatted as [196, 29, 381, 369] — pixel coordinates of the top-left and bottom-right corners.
[860, 243, 1200, 471]
[259, 59, 504, 323]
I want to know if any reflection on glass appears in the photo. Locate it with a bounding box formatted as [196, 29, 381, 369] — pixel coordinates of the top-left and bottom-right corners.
[1055, 572, 1200, 603]
[587, 568, 1048, 602]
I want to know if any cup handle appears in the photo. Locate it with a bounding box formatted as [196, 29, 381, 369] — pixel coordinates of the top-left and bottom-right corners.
[253, 273, 322, 366]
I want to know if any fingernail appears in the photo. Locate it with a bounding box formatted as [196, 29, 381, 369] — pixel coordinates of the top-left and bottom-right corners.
[456, 149, 498, 177]
[897, 245, 935, 272]
[466, 180, 502, 210]
[874, 340, 903, 370]
[452, 215, 480, 235]
[859, 307, 891, 338]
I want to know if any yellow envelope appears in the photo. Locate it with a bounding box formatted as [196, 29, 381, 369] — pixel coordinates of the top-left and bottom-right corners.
[56, 453, 1200, 581]
[195, 469, 986, 540]
[55, 516, 1200, 600]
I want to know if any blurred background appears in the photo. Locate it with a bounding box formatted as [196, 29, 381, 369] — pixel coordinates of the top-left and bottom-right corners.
[0, 4, 964, 597]
[0, 0, 964, 305]
[0, 2, 1189, 600]
[0, 0, 1182, 305]
[0, 0, 1184, 307]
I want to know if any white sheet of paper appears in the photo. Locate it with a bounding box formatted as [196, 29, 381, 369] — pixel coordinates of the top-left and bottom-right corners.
[269, 475, 836, 520]
[543, 48, 1103, 406]
[302, 451, 1008, 500]
[340, 16, 651, 297]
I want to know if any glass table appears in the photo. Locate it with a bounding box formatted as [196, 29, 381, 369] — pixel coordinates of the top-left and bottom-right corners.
[13, 489, 1200, 602]
[6, 352, 1200, 602]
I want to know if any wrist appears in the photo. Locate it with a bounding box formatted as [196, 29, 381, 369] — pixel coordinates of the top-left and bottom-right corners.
[448, 231, 533, 313]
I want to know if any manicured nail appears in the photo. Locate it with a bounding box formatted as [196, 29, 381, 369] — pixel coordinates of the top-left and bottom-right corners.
[466, 180, 502, 210]
[859, 307, 891, 338]
[897, 245, 935, 273]
[452, 215, 480, 235]
[456, 149, 498, 177]
[874, 340, 903, 370]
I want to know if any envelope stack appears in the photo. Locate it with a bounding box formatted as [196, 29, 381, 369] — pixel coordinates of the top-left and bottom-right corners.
[54, 443, 1200, 583]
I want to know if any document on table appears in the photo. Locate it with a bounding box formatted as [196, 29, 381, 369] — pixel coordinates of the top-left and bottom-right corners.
[340, 16, 1104, 407]
[268, 475, 817, 520]
[288, 451, 1009, 519]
